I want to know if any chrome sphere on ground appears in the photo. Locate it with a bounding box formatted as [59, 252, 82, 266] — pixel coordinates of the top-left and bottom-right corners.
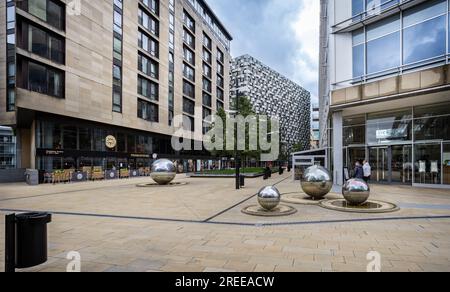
[342, 179, 370, 205]
[150, 159, 176, 185]
[301, 165, 333, 200]
[257, 186, 281, 211]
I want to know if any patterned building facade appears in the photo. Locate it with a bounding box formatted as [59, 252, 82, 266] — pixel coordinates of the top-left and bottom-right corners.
[231, 55, 311, 154]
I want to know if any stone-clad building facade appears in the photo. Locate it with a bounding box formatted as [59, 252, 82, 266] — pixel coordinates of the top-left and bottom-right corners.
[0, 0, 232, 172]
[231, 55, 311, 154]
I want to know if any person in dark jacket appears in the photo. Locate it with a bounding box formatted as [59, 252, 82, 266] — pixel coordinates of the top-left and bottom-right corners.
[354, 162, 364, 179]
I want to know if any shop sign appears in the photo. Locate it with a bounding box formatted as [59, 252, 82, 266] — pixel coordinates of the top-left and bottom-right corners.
[376, 128, 407, 140]
[130, 154, 150, 158]
[45, 150, 64, 156]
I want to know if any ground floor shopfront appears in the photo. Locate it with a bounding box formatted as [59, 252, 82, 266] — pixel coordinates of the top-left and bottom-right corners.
[15, 112, 225, 176]
[328, 97, 450, 189]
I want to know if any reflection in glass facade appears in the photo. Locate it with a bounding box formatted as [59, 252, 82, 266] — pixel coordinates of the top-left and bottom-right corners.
[351, 0, 449, 79]
[341, 103, 450, 185]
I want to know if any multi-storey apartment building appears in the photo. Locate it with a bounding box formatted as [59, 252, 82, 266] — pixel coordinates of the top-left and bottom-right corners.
[320, 0, 450, 188]
[0, 0, 232, 173]
[231, 55, 311, 155]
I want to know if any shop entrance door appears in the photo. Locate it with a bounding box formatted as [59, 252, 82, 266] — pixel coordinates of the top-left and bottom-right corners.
[369, 145, 413, 185]
[369, 147, 389, 183]
[391, 145, 413, 184]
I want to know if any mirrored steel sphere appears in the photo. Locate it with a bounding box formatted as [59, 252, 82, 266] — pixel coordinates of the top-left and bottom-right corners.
[257, 186, 281, 211]
[301, 165, 333, 199]
[342, 179, 370, 205]
[151, 159, 176, 185]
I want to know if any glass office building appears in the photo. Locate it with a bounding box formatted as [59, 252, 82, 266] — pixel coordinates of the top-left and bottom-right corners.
[319, 0, 450, 188]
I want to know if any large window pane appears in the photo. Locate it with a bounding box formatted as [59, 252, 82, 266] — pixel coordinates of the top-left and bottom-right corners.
[367, 110, 412, 144]
[29, 0, 47, 21]
[366, 14, 400, 41]
[403, 15, 446, 65]
[367, 32, 400, 74]
[415, 144, 442, 185]
[444, 143, 450, 185]
[403, 0, 446, 27]
[352, 0, 364, 17]
[414, 116, 450, 141]
[353, 44, 365, 78]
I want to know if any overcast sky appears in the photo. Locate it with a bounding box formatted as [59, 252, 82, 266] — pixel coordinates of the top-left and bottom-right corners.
[207, 0, 320, 102]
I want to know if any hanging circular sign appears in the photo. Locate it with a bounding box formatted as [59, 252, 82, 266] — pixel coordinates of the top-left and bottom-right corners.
[105, 135, 117, 149]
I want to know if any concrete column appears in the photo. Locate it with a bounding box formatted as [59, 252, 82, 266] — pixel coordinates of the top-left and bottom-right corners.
[332, 111, 343, 187]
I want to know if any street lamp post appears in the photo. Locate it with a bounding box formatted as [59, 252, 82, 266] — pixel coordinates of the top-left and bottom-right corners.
[235, 86, 241, 190]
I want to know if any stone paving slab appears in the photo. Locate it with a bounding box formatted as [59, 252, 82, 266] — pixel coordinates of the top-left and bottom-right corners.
[0, 173, 450, 272]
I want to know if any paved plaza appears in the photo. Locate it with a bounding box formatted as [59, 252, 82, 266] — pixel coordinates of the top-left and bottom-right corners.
[1, 173, 450, 272]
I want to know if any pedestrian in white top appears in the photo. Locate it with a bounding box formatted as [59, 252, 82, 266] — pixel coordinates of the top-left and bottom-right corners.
[363, 160, 372, 183]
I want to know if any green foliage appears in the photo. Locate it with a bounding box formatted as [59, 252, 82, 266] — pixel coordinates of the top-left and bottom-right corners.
[211, 96, 280, 162]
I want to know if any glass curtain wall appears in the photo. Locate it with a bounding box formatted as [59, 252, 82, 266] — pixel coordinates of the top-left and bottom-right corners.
[352, 0, 448, 80]
[340, 102, 450, 185]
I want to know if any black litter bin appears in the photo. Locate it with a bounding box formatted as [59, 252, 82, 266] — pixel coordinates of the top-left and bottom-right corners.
[15, 212, 52, 269]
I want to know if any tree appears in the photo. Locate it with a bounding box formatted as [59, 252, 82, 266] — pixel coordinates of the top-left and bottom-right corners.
[211, 96, 280, 166]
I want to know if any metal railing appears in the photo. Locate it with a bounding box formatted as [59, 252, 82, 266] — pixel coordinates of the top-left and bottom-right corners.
[332, 0, 421, 32]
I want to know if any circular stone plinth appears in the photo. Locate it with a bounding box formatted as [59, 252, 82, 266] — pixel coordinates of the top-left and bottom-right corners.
[319, 199, 399, 214]
[241, 205, 297, 217]
[281, 194, 324, 205]
[136, 182, 189, 188]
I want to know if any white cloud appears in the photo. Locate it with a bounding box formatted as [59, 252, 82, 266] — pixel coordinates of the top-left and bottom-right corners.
[291, 0, 320, 101]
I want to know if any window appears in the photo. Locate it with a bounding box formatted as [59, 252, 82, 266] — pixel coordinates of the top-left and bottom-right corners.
[403, 0, 446, 65]
[138, 53, 158, 79]
[202, 78, 211, 93]
[183, 97, 195, 115]
[350, 0, 448, 79]
[202, 92, 211, 107]
[29, 0, 47, 22]
[203, 107, 212, 121]
[113, 90, 122, 113]
[203, 33, 212, 50]
[138, 76, 158, 101]
[217, 63, 224, 76]
[183, 63, 195, 82]
[113, 64, 121, 86]
[26, 0, 64, 30]
[203, 48, 211, 64]
[141, 0, 159, 15]
[366, 15, 400, 74]
[114, 10, 122, 34]
[183, 80, 195, 99]
[23, 60, 64, 98]
[352, 29, 365, 78]
[217, 100, 224, 111]
[112, 0, 123, 113]
[217, 88, 224, 101]
[113, 37, 122, 61]
[183, 46, 195, 66]
[183, 115, 195, 132]
[203, 62, 211, 79]
[138, 99, 159, 122]
[139, 30, 159, 58]
[183, 29, 195, 49]
[26, 23, 64, 64]
[217, 75, 224, 89]
[217, 48, 224, 63]
[139, 8, 159, 36]
[183, 11, 195, 33]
